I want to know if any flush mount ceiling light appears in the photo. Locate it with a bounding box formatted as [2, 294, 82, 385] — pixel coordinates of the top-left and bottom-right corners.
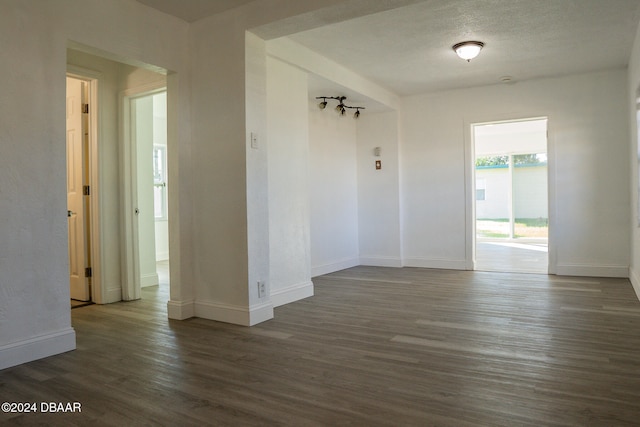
[452, 41, 484, 62]
[316, 96, 365, 119]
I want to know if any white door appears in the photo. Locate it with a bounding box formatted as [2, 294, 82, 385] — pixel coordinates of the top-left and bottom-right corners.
[67, 77, 90, 301]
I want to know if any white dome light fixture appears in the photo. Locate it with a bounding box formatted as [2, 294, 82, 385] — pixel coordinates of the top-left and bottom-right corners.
[452, 41, 484, 62]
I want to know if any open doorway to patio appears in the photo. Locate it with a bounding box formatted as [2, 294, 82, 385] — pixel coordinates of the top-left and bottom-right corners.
[473, 118, 548, 274]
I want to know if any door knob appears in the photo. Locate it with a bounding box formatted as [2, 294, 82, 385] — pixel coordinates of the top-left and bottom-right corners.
[135, 208, 140, 215]
[67, 210, 74, 217]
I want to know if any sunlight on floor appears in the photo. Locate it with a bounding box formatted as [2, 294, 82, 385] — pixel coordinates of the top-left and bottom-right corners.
[484, 241, 548, 252]
[476, 240, 548, 274]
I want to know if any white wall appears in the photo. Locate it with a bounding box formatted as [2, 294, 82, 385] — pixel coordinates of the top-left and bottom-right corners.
[187, 2, 353, 326]
[627, 21, 640, 299]
[402, 69, 630, 276]
[0, 0, 445, 371]
[0, 0, 190, 370]
[357, 111, 403, 267]
[3, 0, 635, 373]
[267, 57, 314, 306]
[309, 100, 360, 276]
[184, 0, 398, 325]
[267, 37, 403, 277]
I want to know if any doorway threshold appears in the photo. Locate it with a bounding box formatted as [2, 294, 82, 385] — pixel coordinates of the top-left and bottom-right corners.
[71, 300, 95, 309]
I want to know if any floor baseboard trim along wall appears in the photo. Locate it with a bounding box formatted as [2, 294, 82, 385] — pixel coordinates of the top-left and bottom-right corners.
[555, 264, 629, 278]
[0, 328, 76, 370]
[195, 300, 274, 326]
[167, 299, 195, 320]
[271, 281, 314, 307]
[106, 287, 123, 304]
[248, 302, 275, 325]
[359, 256, 403, 268]
[311, 257, 360, 278]
[403, 257, 468, 270]
[629, 268, 640, 302]
[140, 273, 159, 288]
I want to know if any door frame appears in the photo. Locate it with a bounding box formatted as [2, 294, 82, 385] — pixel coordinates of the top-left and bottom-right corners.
[120, 82, 167, 300]
[464, 114, 556, 274]
[66, 66, 103, 302]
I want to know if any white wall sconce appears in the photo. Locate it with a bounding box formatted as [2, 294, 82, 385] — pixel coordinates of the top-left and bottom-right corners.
[316, 96, 365, 119]
[452, 41, 484, 62]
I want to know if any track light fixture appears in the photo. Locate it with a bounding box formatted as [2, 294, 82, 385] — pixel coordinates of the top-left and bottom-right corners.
[316, 96, 365, 119]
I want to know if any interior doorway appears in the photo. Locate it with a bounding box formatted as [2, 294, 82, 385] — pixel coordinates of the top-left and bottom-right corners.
[66, 76, 91, 303]
[473, 118, 549, 274]
[122, 89, 170, 299]
[66, 72, 100, 306]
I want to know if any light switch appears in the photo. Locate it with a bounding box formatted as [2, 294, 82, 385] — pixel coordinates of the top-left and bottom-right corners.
[250, 132, 258, 149]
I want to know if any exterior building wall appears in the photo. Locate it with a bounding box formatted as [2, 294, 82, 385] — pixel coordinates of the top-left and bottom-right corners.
[476, 165, 548, 219]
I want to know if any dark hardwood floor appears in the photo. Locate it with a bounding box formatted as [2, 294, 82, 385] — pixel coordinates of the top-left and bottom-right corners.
[2, 266, 640, 426]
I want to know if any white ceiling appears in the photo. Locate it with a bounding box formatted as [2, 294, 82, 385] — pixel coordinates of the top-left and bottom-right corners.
[135, 0, 254, 22]
[136, 0, 640, 96]
[288, 0, 640, 95]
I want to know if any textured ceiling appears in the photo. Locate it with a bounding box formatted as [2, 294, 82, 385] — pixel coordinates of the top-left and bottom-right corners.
[135, 0, 254, 22]
[135, 0, 640, 97]
[287, 0, 640, 95]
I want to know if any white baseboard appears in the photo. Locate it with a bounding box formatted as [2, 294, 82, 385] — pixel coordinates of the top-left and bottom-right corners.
[0, 328, 76, 371]
[628, 267, 640, 302]
[311, 257, 360, 277]
[140, 273, 159, 288]
[271, 280, 314, 308]
[248, 302, 275, 325]
[194, 300, 273, 326]
[403, 257, 467, 270]
[359, 256, 403, 268]
[155, 252, 169, 262]
[555, 263, 628, 278]
[167, 299, 195, 320]
[105, 286, 123, 304]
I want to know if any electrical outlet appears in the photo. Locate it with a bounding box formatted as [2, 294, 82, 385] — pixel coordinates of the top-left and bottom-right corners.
[257, 281, 266, 298]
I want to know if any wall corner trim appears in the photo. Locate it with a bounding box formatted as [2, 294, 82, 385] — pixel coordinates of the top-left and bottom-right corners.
[0, 328, 76, 371]
[167, 299, 195, 320]
[194, 300, 273, 326]
[248, 302, 274, 326]
[271, 281, 314, 307]
[629, 267, 640, 302]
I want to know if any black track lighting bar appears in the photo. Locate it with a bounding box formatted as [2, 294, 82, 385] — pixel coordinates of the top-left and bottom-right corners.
[315, 96, 365, 118]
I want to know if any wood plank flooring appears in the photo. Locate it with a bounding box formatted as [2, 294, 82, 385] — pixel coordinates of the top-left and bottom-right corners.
[2, 266, 640, 426]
